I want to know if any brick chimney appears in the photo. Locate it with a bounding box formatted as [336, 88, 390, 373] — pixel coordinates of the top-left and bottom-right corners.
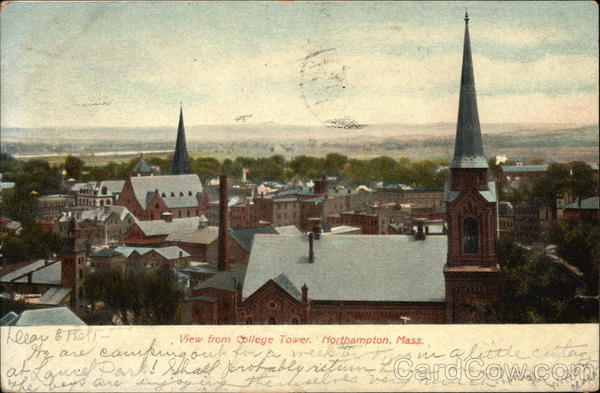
[218, 175, 229, 271]
[308, 217, 322, 240]
[308, 232, 315, 263]
[302, 283, 308, 304]
[161, 212, 173, 222]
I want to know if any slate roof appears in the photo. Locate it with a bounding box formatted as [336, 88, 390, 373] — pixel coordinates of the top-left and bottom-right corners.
[0, 311, 19, 325]
[229, 226, 279, 253]
[1, 259, 60, 284]
[274, 225, 302, 235]
[501, 164, 548, 173]
[37, 287, 71, 305]
[132, 156, 155, 174]
[324, 225, 362, 235]
[193, 265, 247, 292]
[11, 307, 86, 326]
[271, 273, 302, 301]
[444, 180, 496, 203]
[166, 226, 219, 245]
[129, 174, 203, 209]
[561, 196, 599, 210]
[136, 216, 199, 236]
[114, 246, 189, 260]
[244, 234, 447, 302]
[58, 205, 134, 223]
[90, 247, 124, 258]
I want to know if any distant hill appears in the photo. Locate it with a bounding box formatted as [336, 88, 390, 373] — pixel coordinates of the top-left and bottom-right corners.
[2, 123, 598, 163]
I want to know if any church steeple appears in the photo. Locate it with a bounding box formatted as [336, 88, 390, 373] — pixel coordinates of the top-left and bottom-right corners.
[171, 104, 192, 175]
[451, 12, 487, 169]
[443, 14, 499, 324]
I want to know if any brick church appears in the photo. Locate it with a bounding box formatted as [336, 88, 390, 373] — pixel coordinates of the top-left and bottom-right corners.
[115, 106, 209, 221]
[186, 14, 500, 325]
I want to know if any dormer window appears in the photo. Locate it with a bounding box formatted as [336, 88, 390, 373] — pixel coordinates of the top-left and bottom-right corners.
[162, 192, 166, 197]
[188, 191, 192, 196]
[179, 191, 184, 197]
[171, 192, 175, 197]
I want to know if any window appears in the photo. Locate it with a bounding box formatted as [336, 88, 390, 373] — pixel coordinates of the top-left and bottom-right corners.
[268, 317, 276, 325]
[246, 317, 253, 325]
[292, 317, 299, 324]
[188, 191, 192, 196]
[78, 287, 83, 298]
[180, 192, 184, 197]
[79, 269, 83, 279]
[463, 218, 478, 253]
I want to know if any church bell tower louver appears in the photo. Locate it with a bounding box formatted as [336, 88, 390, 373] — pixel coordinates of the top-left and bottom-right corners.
[171, 104, 192, 175]
[444, 13, 499, 323]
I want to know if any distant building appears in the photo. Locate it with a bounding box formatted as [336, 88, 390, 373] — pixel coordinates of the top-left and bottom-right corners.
[123, 216, 201, 246]
[131, 155, 158, 177]
[561, 196, 599, 225]
[76, 180, 125, 207]
[115, 174, 208, 221]
[35, 194, 69, 221]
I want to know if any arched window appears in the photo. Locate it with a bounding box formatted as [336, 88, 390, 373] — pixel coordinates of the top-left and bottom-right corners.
[291, 317, 299, 324]
[463, 218, 478, 253]
[268, 317, 276, 325]
[246, 317, 253, 325]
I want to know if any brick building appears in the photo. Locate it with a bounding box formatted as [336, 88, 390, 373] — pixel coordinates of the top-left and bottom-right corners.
[115, 174, 208, 221]
[561, 197, 599, 225]
[76, 180, 125, 207]
[123, 216, 200, 246]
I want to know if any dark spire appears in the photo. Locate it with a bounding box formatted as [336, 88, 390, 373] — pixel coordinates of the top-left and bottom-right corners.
[451, 13, 488, 169]
[171, 104, 192, 174]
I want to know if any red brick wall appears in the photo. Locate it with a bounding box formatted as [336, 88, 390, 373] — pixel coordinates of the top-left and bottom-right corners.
[237, 281, 308, 324]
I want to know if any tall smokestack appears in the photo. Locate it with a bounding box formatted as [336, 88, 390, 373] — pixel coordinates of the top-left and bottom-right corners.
[218, 175, 229, 271]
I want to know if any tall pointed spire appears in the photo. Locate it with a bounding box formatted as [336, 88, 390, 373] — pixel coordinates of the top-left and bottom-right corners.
[171, 104, 192, 174]
[451, 12, 488, 169]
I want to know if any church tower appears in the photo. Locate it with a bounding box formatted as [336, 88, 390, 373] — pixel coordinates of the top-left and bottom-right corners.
[444, 13, 499, 323]
[171, 105, 192, 175]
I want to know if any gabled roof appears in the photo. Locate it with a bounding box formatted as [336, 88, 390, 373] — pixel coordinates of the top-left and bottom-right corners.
[0, 311, 19, 326]
[1, 259, 60, 284]
[90, 247, 123, 258]
[114, 245, 189, 260]
[561, 196, 599, 210]
[129, 174, 203, 209]
[229, 226, 279, 253]
[132, 156, 155, 174]
[271, 273, 302, 301]
[11, 307, 86, 326]
[444, 180, 496, 203]
[135, 216, 200, 236]
[37, 287, 71, 305]
[274, 225, 302, 235]
[166, 226, 219, 245]
[193, 265, 247, 292]
[244, 234, 447, 303]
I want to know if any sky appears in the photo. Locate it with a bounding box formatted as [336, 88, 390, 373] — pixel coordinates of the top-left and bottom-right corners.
[1, 1, 598, 128]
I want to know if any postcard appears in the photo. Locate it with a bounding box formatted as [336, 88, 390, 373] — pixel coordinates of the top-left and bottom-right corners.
[0, 1, 598, 392]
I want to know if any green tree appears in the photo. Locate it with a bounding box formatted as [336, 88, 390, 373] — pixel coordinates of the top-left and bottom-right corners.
[485, 233, 598, 323]
[569, 161, 599, 202]
[84, 267, 183, 324]
[64, 155, 85, 179]
[529, 163, 570, 220]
